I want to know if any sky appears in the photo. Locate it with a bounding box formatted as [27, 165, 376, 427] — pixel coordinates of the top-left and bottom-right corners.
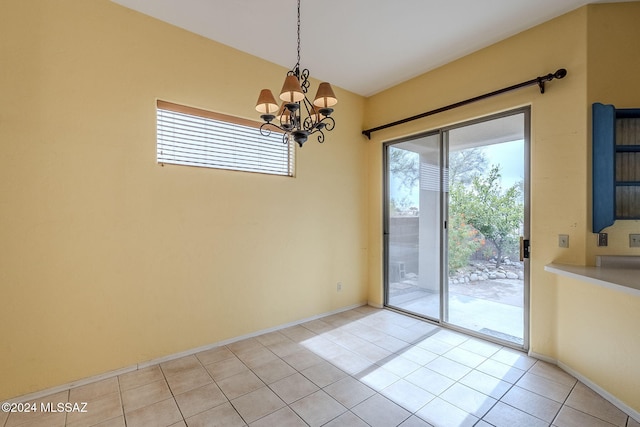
[390, 139, 525, 210]
[484, 139, 525, 189]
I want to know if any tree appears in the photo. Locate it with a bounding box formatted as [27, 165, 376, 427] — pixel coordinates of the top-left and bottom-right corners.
[450, 165, 523, 268]
[447, 210, 483, 271]
[388, 147, 419, 191]
[449, 148, 488, 185]
[447, 148, 489, 270]
[390, 146, 489, 189]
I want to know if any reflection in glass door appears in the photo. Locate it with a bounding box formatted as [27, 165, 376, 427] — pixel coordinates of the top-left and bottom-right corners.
[445, 112, 528, 346]
[385, 133, 441, 320]
[384, 109, 529, 348]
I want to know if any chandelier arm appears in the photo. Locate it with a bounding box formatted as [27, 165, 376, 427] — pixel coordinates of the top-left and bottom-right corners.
[305, 121, 328, 144]
[303, 115, 316, 131]
[320, 116, 336, 132]
[259, 123, 274, 137]
[261, 122, 294, 145]
[300, 96, 315, 125]
[260, 122, 288, 136]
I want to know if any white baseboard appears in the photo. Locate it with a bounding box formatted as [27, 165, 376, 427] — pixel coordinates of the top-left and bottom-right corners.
[6, 302, 368, 404]
[4, 364, 138, 404]
[528, 351, 640, 421]
[556, 360, 640, 422]
[527, 350, 557, 364]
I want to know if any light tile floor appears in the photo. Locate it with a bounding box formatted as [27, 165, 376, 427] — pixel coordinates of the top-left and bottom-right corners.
[3, 306, 638, 427]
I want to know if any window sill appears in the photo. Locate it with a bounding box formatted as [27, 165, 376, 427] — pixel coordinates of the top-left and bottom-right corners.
[544, 263, 640, 297]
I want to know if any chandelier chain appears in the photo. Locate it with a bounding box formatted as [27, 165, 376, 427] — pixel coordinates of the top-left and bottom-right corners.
[296, 0, 301, 70]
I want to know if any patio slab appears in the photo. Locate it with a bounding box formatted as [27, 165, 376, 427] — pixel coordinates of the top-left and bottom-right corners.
[388, 280, 524, 345]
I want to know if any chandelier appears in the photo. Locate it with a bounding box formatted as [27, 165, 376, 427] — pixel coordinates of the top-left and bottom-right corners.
[255, 0, 338, 147]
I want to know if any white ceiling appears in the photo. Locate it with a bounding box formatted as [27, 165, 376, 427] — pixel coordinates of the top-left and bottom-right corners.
[111, 0, 630, 97]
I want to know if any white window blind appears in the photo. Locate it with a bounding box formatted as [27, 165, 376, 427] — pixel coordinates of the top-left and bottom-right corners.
[157, 100, 294, 176]
[420, 162, 444, 192]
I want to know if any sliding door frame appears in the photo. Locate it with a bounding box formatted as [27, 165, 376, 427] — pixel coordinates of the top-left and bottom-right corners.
[383, 107, 531, 351]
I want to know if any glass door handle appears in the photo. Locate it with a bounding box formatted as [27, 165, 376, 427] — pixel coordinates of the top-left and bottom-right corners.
[519, 237, 530, 261]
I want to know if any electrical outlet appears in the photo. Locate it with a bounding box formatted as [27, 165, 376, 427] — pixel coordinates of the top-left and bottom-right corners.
[337, 282, 343, 292]
[597, 233, 608, 247]
[558, 234, 569, 248]
[630, 234, 640, 248]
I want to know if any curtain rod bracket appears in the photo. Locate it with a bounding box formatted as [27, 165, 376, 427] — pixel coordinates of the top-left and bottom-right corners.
[362, 68, 567, 139]
[537, 69, 567, 93]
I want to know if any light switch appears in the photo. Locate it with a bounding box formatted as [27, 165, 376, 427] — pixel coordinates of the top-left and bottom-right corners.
[558, 234, 569, 248]
[598, 233, 608, 247]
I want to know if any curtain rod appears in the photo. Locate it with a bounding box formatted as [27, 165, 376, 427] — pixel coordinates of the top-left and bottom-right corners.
[362, 68, 567, 139]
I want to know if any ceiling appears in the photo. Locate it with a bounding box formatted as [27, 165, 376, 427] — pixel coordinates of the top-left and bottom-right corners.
[112, 0, 629, 97]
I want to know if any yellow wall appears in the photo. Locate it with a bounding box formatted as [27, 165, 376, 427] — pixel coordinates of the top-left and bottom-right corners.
[0, 0, 367, 399]
[586, 2, 640, 254]
[556, 276, 640, 412]
[366, 5, 589, 352]
[553, 1, 640, 413]
[2, 0, 639, 412]
[365, 2, 640, 414]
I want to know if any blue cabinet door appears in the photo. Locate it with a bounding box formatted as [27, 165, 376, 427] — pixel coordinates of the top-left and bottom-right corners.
[592, 102, 616, 233]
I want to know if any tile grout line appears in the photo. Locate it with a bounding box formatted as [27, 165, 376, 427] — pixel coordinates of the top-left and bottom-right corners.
[479, 361, 548, 426]
[549, 379, 579, 426]
[115, 376, 126, 427]
[18, 307, 636, 427]
[326, 315, 497, 426]
[254, 320, 376, 426]
[439, 338, 510, 426]
[556, 380, 630, 427]
[158, 359, 189, 427]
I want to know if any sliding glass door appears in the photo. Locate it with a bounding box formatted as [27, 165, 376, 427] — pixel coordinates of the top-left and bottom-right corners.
[384, 109, 529, 348]
[385, 133, 442, 321]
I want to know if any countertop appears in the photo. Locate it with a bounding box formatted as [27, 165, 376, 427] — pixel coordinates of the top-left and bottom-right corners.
[544, 263, 640, 297]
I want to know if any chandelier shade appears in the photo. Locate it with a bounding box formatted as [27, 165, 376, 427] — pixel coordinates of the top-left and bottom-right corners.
[255, 89, 279, 115]
[313, 82, 338, 108]
[279, 75, 305, 103]
[255, 0, 338, 147]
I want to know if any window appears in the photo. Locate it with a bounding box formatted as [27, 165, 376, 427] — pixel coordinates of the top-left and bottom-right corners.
[156, 100, 294, 176]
